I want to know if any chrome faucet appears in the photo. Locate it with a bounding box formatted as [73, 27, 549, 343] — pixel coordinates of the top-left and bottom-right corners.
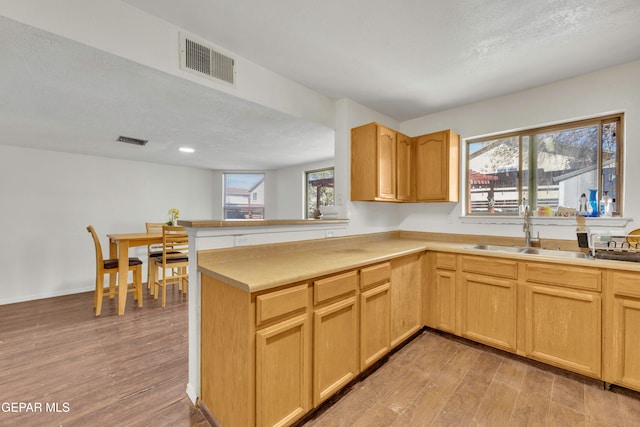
[523, 206, 532, 247]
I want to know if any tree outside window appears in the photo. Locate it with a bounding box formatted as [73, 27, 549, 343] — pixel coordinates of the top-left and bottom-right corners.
[306, 168, 334, 218]
[466, 114, 622, 217]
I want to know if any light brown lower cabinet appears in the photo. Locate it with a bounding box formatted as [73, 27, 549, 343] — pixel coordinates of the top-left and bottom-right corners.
[312, 271, 359, 406]
[256, 313, 312, 427]
[359, 262, 392, 370]
[390, 254, 423, 347]
[461, 272, 518, 352]
[425, 252, 457, 334]
[524, 283, 601, 377]
[604, 270, 640, 390]
[426, 253, 605, 381]
[523, 262, 602, 378]
[460, 255, 518, 352]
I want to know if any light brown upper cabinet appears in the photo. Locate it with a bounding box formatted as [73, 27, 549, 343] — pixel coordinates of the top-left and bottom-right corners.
[351, 122, 398, 201]
[350, 122, 459, 202]
[414, 130, 460, 202]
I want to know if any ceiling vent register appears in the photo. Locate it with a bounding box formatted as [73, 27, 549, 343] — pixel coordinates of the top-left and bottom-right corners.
[117, 135, 148, 146]
[180, 33, 235, 85]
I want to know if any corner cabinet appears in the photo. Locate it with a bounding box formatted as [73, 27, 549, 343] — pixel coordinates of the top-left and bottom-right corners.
[414, 130, 460, 202]
[350, 122, 399, 201]
[351, 122, 458, 202]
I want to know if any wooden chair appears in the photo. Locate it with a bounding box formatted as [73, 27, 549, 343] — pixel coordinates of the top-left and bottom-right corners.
[151, 225, 189, 308]
[145, 222, 165, 294]
[87, 225, 143, 316]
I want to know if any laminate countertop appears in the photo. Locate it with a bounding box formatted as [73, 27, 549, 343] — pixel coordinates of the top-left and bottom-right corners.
[198, 238, 428, 293]
[197, 237, 640, 294]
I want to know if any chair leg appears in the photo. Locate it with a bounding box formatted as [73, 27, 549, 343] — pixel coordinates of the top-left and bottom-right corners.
[162, 277, 167, 308]
[95, 275, 104, 317]
[136, 265, 143, 308]
[149, 260, 157, 296]
[154, 267, 161, 300]
[182, 268, 188, 294]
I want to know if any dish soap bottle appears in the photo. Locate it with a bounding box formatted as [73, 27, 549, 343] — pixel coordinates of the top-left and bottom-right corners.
[589, 189, 598, 217]
[602, 191, 613, 217]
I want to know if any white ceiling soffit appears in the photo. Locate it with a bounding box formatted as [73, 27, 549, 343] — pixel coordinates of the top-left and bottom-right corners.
[0, 16, 334, 171]
[124, 0, 640, 121]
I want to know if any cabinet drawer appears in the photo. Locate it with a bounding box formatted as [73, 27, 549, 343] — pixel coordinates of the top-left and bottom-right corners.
[461, 255, 518, 279]
[360, 262, 391, 289]
[435, 252, 456, 270]
[256, 283, 309, 325]
[314, 270, 358, 305]
[611, 271, 640, 298]
[525, 263, 601, 291]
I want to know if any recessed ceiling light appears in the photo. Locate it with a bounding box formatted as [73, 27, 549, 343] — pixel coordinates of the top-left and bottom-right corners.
[179, 147, 195, 153]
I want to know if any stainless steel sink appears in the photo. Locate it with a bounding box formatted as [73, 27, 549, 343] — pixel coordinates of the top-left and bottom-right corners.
[468, 244, 590, 259]
[468, 244, 522, 253]
[517, 247, 589, 259]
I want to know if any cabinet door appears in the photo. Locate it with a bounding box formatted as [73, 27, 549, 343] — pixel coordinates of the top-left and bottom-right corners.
[428, 268, 457, 334]
[360, 283, 391, 370]
[377, 125, 397, 199]
[396, 132, 413, 201]
[313, 296, 358, 406]
[606, 271, 640, 391]
[461, 273, 517, 352]
[390, 254, 422, 348]
[524, 284, 601, 378]
[415, 130, 459, 202]
[256, 314, 311, 427]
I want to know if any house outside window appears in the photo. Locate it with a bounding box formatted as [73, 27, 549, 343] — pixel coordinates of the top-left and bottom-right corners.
[466, 114, 622, 217]
[223, 173, 265, 219]
[306, 168, 334, 218]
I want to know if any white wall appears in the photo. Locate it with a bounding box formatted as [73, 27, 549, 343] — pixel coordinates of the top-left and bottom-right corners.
[274, 159, 335, 219]
[334, 99, 403, 235]
[0, 144, 214, 304]
[398, 60, 640, 240]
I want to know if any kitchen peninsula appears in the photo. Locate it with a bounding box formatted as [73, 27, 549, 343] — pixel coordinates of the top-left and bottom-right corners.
[194, 230, 640, 427]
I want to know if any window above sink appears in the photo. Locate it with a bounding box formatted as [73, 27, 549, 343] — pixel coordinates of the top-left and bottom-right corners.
[464, 113, 624, 219]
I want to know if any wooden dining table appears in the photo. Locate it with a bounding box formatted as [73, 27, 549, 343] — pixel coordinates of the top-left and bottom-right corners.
[107, 231, 163, 315]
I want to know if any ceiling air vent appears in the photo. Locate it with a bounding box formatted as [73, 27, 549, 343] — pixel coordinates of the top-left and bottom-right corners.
[180, 33, 235, 85]
[117, 136, 148, 146]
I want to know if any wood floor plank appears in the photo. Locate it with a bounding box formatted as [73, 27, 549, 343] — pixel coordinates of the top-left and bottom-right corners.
[0, 289, 207, 427]
[473, 379, 519, 426]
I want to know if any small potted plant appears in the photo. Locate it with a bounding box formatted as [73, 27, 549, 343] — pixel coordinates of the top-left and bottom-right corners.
[167, 208, 180, 226]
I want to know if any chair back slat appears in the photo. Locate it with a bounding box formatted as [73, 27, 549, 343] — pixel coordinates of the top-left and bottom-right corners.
[146, 222, 165, 254]
[162, 225, 189, 261]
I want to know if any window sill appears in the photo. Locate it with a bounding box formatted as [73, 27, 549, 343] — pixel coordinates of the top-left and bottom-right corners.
[459, 215, 633, 228]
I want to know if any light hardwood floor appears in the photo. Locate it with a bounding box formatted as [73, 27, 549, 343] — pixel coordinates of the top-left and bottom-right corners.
[0, 288, 208, 427]
[304, 330, 640, 426]
[3, 289, 639, 427]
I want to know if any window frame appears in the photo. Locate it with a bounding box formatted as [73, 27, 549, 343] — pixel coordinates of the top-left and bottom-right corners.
[465, 113, 624, 217]
[223, 172, 266, 219]
[305, 167, 335, 219]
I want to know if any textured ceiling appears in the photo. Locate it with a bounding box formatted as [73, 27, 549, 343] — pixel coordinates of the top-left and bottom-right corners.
[3, 1, 640, 171]
[0, 16, 334, 170]
[124, 0, 640, 121]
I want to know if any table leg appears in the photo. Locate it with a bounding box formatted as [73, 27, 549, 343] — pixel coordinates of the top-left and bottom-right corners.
[118, 240, 130, 315]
